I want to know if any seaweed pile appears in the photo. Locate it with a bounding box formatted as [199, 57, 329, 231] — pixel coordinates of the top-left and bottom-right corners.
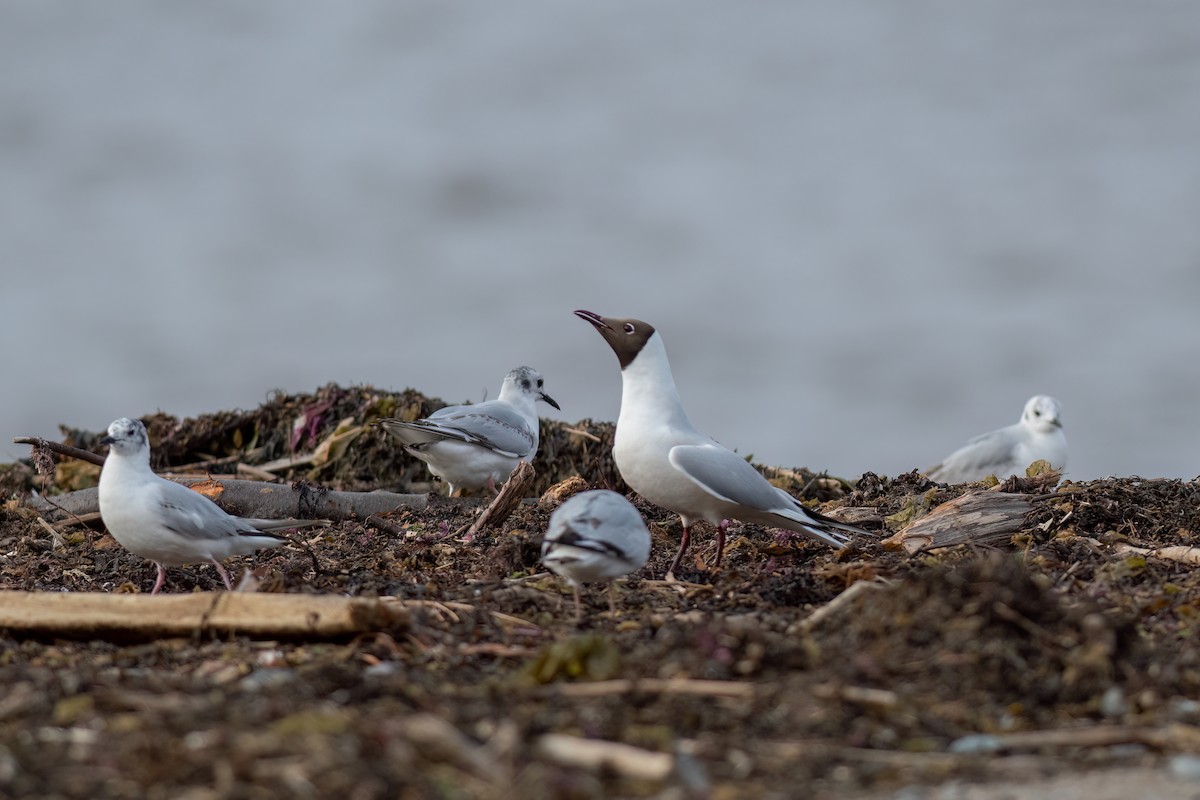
[1, 385, 1199, 798]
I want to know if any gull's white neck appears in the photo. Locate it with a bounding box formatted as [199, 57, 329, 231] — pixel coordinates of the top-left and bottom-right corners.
[497, 382, 529, 411]
[618, 332, 695, 430]
[100, 445, 153, 485]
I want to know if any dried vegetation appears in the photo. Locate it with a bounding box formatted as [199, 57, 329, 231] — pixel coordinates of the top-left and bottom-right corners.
[2, 384, 1200, 798]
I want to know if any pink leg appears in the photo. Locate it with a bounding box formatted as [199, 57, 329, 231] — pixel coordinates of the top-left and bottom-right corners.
[607, 583, 617, 615]
[150, 563, 168, 595]
[573, 583, 583, 621]
[667, 525, 692, 579]
[712, 519, 730, 570]
[211, 559, 234, 590]
[486, 475, 500, 495]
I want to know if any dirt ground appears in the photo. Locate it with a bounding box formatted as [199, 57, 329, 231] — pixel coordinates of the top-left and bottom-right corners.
[3, 385, 1200, 799]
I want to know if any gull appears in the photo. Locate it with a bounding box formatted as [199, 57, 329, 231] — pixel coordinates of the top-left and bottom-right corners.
[542, 489, 651, 618]
[575, 310, 867, 579]
[98, 417, 323, 594]
[926, 394, 1067, 484]
[378, 366, 560, 496]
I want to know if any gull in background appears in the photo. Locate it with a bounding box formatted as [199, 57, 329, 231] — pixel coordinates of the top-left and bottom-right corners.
[575, 310, 868, 579]
[542, 489, 651, 618]
[98, 418, 322, 594]
[378, 366, 559, 496]
[926, 394, 1067, 484]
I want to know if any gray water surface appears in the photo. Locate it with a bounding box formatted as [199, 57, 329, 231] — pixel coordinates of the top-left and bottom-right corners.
[3, 1, 1199, 480]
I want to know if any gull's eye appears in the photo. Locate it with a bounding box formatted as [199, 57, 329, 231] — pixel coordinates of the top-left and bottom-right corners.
[623, 323, 635, 334]
[536, 378, 544, 388]
[1034, 409, 1042, 416]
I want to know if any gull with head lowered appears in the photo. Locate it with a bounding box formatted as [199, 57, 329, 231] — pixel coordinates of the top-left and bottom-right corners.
[542, 489, 651, 618]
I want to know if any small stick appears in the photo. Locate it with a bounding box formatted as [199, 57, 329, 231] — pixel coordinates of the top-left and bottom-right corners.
[464, 460, 536, 537]
[235, 463, 281, 482]
[52, 511, 103, 531]
[561, 427, 602, 443]
[34, 516, 67, 550]
[798, 580, 889, 633]
[533, 734, 673, 781]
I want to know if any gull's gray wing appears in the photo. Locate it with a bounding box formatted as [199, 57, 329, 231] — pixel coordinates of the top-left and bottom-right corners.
[381, 400, 535, 457]
[928, 427, 1021, 481]
[668, 443, 788, 512]
[150, 480, 276, 542]
[544, 491, 649, 564]
[669, 444, 864, 541]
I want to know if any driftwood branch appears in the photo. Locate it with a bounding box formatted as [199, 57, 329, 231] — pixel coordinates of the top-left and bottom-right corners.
[0, 591, 409, 641]
[13, 437, 106, 468]
[27, 479, 435, 522]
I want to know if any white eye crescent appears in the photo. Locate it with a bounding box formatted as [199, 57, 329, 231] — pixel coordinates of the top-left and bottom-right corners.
[623, 323, 635, 334]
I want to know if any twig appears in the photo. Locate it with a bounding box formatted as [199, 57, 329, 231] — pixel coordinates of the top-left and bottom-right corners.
[13, 437, 106, 467]
[561, 427, 602, 443]
[798, 580, 889, 633]
[52, 511, 103, 531]
[235, 463, 281, 482]
[545, 678, 755, 699]
[255, 453, 317, 473]
[365, 515, 407, 536]
[458, 643, 535, 658]
[34, 517, 67, 550]
[950, 723, 1200, 753]
[533, 734, 673, 781]
[762, 740, 965, 767]
[1116, 543, 1200, 566]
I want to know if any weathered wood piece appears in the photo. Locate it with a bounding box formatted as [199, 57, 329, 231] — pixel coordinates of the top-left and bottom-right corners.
[465, 460, 536, 536]
[884, 490, 1040, 553]
[28, 479, 435, 523]
[0, 591, 409, 641]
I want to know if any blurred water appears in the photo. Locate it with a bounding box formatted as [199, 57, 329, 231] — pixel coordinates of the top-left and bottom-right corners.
[2, 1, 1199, 480]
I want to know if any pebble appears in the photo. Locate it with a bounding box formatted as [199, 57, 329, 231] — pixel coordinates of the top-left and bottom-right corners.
[1099, 685, 1129, 718]
[238, 668, 297, 692]
[1169, 754, 1200, 781]
[947, 734, 1003, 755]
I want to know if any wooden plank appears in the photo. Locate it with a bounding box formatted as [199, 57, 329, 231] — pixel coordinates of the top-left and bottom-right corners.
[0, 591, 409, 641]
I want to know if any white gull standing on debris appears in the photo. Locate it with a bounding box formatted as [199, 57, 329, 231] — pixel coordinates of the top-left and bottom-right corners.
[574, 310, 868, 579]
[98, 417, 321, 593]
[378, 366, 560, 495]
[926, 395, 1068, 484]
